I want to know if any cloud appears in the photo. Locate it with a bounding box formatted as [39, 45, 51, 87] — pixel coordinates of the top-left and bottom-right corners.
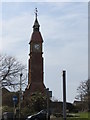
[1, 2, 88, 102]
[0, 2, 2, 52]
[1, 0, 89, 2]
[2, 13, 31, 53]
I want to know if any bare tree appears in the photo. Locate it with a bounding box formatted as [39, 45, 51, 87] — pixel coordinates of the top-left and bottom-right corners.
[0, 54, 27, 91]
[75, 80, 89, 111]
[75, 81, 88, 101]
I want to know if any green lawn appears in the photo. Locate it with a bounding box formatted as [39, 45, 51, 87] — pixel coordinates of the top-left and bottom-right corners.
[76, 112, 90, 118]
[51, 112, 90, 120]
[51, 117, 89, 120]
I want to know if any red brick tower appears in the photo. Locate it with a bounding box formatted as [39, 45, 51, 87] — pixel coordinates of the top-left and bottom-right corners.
[25, 9, 46, 96]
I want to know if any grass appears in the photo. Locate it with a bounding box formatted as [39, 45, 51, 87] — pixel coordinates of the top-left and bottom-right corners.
[51, 117, 89, 120]
[51, 118, 88, 120]
[76, 112, 90, 118]
[50, 112, 90, 120]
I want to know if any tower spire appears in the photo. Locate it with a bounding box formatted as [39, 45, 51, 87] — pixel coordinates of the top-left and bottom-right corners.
[33, 8, 40, 32]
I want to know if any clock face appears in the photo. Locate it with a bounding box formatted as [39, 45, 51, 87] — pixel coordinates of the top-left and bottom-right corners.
[34, 44, 40, 50]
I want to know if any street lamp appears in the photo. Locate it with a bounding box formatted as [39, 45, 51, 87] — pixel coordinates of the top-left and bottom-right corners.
[62, 70, 67, 120]
[19, 73, 23, 120]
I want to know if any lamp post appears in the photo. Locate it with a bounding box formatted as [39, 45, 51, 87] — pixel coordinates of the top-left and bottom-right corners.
[19, 73, 22, 120]
[62, 70, 66, 120]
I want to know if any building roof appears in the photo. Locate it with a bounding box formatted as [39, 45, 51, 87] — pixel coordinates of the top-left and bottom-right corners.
[30, 31, 43, 43]
[33, 18, 40, 32]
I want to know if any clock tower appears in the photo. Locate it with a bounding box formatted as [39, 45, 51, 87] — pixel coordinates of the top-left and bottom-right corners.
[25, 8, 46, 95]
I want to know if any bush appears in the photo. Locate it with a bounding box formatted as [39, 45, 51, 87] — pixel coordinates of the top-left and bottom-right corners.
[2, 106, 13, 113]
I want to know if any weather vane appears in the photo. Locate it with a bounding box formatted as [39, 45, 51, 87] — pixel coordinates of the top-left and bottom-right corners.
[35, 8, 38, 18]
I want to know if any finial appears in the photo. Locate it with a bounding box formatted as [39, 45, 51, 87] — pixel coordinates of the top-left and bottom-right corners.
[35, 8, 38, 18]
[33, 8, 40, 31]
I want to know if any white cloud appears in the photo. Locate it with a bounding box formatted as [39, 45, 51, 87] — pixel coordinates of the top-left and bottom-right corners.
[0, 4, 2, 53]
[1, 0, 89, 2]
[2, 13, 32, 55]
[1, 2, 88, 102]
[42, 3, 88, 102]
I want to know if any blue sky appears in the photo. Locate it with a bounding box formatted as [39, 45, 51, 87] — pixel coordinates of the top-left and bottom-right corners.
[1, 2, 88, 103]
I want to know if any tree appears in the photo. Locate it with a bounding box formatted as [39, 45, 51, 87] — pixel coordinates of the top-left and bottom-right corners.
[75, 80, 88, 101]
[23, 92, 47, 115]
[0, 54, 27, 91]
[75, 80, 89, 111]
[30, 92, 47, 112]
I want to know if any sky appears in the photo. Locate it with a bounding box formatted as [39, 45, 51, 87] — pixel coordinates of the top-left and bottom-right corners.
[0, 1, 88, 103]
